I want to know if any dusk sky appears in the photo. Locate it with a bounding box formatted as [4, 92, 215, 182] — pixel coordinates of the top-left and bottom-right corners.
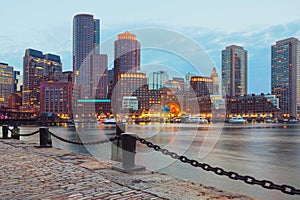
[1, 0, 300, 94]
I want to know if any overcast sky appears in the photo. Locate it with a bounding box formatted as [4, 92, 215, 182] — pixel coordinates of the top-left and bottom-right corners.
[1, 0, 300, 94]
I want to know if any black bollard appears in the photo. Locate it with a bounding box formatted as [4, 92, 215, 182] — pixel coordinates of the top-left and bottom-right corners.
[111, 122, 125, 161]
[38, 127, 52, 148]
[112, 133, 145, 173]
[11, 123, 20, 140]
[1, 125, 9, 139]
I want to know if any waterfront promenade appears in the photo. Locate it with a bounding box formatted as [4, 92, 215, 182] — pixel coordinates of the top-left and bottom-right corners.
[0, 138, 254, 200]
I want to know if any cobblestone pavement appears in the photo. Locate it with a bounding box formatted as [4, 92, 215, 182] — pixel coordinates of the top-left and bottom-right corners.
[0, 139, 255, 200]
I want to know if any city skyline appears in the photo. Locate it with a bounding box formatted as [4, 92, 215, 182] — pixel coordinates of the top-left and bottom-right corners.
[1, 1, 300, 94]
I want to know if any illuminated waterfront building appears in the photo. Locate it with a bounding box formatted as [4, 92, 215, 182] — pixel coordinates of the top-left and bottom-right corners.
[222, 45, 248, 97]
[226, 94, 280, 119]
[114, 32, 140, 84]
[40, 82, 73, 118]
[190, 76, 213, 97]
[0, 62, 14, 107]
[22, 49, 62, 112]
[271, 37, 300, 118]
[113, 73, 147, 112]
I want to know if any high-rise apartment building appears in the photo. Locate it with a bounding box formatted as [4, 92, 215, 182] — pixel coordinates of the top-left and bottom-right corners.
[114, 32, 140, 84]
[271, 37, 300, 117]
[222, 45, 248, 97]
[0, 63, 14, 107]
[23, 49, 62, 112]
[148, 71, 169, 90]
[73, 14, 100, 98]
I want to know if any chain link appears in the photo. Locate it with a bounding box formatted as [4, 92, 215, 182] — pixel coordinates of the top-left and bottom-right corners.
[8, 128, 40, 137]
[48, 130, 119, 145]
[136, 136, 300, 196]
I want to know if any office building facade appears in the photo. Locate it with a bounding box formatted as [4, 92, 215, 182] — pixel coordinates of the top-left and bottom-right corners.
[114, 32, 140, 84]
[73, 14, 100, 98]
[0, 63, 14, 107]
[222, 45, 248, 97]
[23, 49, 62, 112]
[271, 37, 300, 118]
[148, 71, 169, 90]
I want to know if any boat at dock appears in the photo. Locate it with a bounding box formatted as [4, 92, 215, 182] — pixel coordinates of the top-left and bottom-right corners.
[227, 116, 247, 123]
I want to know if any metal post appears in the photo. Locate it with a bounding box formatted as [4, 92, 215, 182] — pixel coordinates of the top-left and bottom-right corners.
[1, 125, 9, 139]
[111, 122, 125, 161]
[11, 123, 20, 140]
[38, 127, 52, 148]
[112, 133, 145, 173]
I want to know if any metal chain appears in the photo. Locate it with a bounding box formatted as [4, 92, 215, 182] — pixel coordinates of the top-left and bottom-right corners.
[47, 130, 119, 145]
[17, 130, 40, 137]
[8, 128, 40, 137]
[135, 136, 300, 196]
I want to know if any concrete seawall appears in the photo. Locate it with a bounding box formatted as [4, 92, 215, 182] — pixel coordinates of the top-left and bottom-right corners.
[0, 138, 255, 200]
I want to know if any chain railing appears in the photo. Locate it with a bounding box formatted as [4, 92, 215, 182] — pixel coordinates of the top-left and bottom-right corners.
[47, 129, 119, 145]
[9, 128, 40, 137]
[135, 135, 300, 196]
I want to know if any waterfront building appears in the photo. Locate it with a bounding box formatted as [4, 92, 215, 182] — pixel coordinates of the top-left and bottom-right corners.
[0, 63, 14, 107]
[23, 49, 62, 112]
[122, 96, 138, 111]
[226, 94, 280, 119]
[114, 32, 140, 84]
[222, 45, 248, 97]
[40, 82, 73, 118]
[190, 76, 213, 97]
[75, 99, 111, 120]
[112, 72, 147, 112]
[148, 71, 169, 90]
[271, 37, 300, 118]
[211, 67, 219, 95]
[8, 92, 22, 110]
[73, 14, 100, 98]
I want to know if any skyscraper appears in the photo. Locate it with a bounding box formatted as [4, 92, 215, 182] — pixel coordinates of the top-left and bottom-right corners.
[90, 54, 108, 99]
[23, 49, 62, 112]
[73, 14, 100, 98]
[271, 37, 300, 118]
[114, 31, 140, 84]
[148, 71, 169, 90]
[222, 45, 248, 97]
[0, 63, 14, 107]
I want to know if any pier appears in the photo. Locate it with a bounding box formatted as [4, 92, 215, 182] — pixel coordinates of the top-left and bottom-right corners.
[0, 129, 255, 199]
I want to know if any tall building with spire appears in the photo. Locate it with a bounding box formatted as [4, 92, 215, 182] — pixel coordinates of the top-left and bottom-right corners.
[114, 31, 140, 84]
[210, 67, 219, 95]
[271, 37, 300, 118]
[73, 14, 100, 98]
[222, 45, 248, 97]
